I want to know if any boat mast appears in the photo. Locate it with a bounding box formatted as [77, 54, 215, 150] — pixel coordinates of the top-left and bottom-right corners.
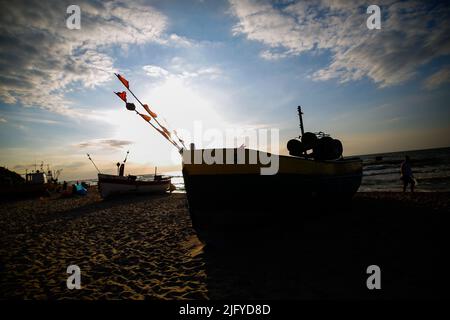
[86, 154, 101, 173]
[123, 150, 130, 163]
[297, 106, 305, 136]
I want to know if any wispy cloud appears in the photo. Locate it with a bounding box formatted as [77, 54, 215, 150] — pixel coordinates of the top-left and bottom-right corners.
[143, 59, 223, 81]
[76, 139, 133, 149]
[167, 34, 196, 47]
[143, 65, 170, 78]
[0, 0, 169, 117]
[229, 0, 450, 87]
[423, 66, 450, 90]
[12, 163, 38, 171]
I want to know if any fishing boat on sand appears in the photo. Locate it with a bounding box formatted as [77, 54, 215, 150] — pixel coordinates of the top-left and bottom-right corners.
[182, 108, 362, 236]
[0, 169, 48, 197]
[97, 173, 171, 198]
[112, 73, 362, 238]
[87, 152, 172, 198]
[0, 163, 63, 198]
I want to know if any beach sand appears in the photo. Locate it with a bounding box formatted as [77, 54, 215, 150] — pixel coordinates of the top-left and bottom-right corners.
[0, 190, 447, 299]
[0, 190, 207, 300]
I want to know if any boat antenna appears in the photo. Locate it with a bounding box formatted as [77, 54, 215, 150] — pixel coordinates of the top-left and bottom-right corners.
[86, 153, 100, 173]
[123, 150, 130, 163]
[297, 106, 305, 136]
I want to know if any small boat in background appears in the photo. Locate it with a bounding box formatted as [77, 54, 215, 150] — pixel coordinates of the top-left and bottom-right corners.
[87, 152, 173, 198]
[0, 170, 48, 197]
[97, 173, 171, 198]
[0, 162, 62, 198]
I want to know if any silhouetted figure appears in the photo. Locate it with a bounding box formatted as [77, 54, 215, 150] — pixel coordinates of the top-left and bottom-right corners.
[62, 180, 67, 191]
[400, 155, 415, 192]
[119, 163, 125, 176]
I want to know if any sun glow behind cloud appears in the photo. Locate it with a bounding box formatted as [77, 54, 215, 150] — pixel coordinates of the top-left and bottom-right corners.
[104, 74, 231, 167]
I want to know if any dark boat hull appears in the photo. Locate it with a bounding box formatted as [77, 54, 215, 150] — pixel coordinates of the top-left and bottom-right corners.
[182, 148, 363, 237]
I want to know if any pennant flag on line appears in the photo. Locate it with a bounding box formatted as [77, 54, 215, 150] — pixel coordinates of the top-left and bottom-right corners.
[115, 91, 127, 102]
[160, 125, 171, 137]
[116, 73, 129, 89]
[156, 127, 170, 140]
[143, 104, 157, 118]
[138, 113, 152, 122]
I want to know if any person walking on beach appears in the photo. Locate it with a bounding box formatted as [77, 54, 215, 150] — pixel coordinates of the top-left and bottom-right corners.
[400, 155, 415, 192]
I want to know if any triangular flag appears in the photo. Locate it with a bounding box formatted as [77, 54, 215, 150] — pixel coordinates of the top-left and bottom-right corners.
[138, 113, 151, 122]
[116, 74, 129, 89]
[156, 127, 169, 140]
[160, 125, 171, 137]
[114, 91, 127, 102]
[143, 104, 157, 118]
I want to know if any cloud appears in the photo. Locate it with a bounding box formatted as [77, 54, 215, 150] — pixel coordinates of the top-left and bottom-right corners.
[76, 139, 133, 149]
[423, 66, 450, 90]
[12, 163, 38, 171]
[0, 0, 168, 116]
[229, 0, 450, 87]
[0, 117, 6, 123]
[143, 65, 170, 78]
[143, 58, 223, 81]
[56, 161, 87, 169]
[167, 34, 195, 47]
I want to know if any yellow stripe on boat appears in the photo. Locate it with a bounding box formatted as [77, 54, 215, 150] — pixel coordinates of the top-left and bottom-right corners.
[182, 148, 362, 176]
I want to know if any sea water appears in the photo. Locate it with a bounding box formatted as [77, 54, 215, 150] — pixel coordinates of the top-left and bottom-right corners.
[359, 147, 450, 192]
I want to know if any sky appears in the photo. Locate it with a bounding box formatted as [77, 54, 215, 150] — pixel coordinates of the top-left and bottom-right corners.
[0, 0, 449, 180]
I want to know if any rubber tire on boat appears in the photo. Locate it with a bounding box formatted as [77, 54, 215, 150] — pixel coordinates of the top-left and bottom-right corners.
[301, 132, 318, 150]
[287, 139, 305, 156]
[333, 139, 343, 158]
[314, 136, 344, 160]
[313, 137, 330, 160]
